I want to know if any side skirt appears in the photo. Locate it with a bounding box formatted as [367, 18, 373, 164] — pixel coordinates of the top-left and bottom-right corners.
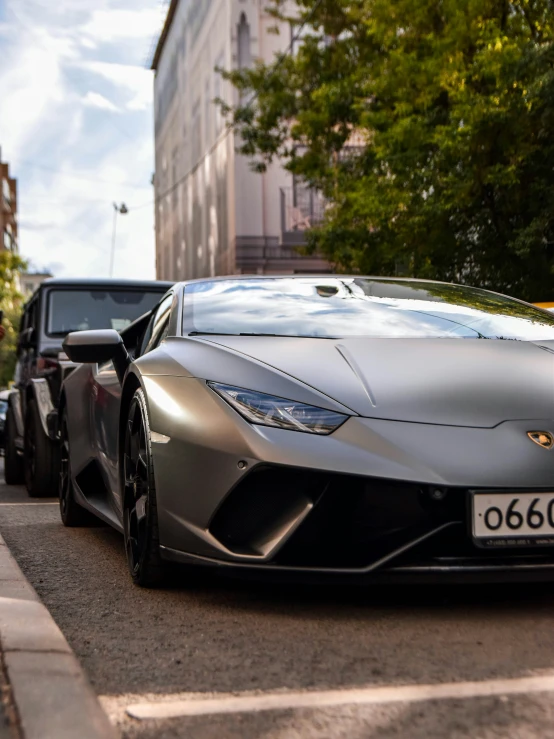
[72, 459, 123, 533]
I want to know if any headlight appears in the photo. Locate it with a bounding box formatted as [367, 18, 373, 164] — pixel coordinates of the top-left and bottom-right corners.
[208, 383, 348, 435]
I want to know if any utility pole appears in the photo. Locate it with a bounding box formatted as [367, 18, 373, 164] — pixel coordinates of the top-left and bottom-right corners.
[109, 202, 128, 277]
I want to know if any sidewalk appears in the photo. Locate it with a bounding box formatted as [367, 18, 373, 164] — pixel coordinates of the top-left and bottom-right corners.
[0, 665, 14, 739]
[0, 462, 116, 739]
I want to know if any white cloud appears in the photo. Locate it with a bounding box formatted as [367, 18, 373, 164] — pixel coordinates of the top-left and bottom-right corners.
[81, 61, 153, 112]
[83, 91, 120, 112]
[0, 0, 165, 279]
[81, 9, 164, 44]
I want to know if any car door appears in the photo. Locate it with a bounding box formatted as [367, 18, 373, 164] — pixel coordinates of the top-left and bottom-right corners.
[91, 293, 174, 517]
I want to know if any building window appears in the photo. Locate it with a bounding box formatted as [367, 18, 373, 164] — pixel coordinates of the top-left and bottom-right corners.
[204, 78, 212, 147]
[3, 230, 12, 251]
[214, 52, 225, 134]
[192, 99, 201, 159]
[172, 147, 179, 209]
[182, 124, 190, 172]
[237, 13, 251, 70]
[171, 147, 179, 186]
[158, 202, 164, 240]
[2, 179, 11, 207]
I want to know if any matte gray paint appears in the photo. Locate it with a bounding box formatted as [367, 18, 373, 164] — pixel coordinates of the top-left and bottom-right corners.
[61, 286, 554, 573]
[137, 339, 355, 414]
[197, 336, 554, 427]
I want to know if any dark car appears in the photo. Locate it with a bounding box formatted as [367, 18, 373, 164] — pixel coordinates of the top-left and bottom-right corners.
[3, 278, 173, 496]
[60, 275, 554, 587]
[0, 391, 9, 454]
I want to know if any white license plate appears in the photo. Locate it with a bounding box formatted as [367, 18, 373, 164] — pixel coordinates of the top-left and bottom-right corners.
[473, 492, 554, 545]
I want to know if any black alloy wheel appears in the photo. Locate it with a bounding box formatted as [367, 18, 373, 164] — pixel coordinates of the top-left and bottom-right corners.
[123, 389, 165, 587]
[59, 410, 95, 527]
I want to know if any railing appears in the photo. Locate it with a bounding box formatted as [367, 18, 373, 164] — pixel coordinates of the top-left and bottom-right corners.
[235, 237, 308, 263]
[280, 186, 326, 238]
[235, 236, 331, 272]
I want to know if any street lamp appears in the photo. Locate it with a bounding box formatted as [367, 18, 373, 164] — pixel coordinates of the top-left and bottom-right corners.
[109, 202, 128, 277]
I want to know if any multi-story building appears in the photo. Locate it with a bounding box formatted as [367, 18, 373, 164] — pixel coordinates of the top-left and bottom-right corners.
[0, 150, 18, 255]
[20, 272, 53, 299]
[151, 0, 330, 281]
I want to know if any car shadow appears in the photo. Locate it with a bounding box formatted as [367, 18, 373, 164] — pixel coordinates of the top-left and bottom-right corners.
[9, 516, 554, 699]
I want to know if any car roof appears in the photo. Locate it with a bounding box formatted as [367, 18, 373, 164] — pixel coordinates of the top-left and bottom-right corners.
[40, 278, 174, 290]
[176, 274, 454, 288]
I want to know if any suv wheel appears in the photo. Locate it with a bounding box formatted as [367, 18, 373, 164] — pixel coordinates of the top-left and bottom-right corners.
[24, 399, 59, 498]
[4, 407, 24, 485]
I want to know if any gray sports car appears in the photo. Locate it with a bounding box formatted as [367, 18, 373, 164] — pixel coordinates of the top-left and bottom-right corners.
[61, 276, 554, 587]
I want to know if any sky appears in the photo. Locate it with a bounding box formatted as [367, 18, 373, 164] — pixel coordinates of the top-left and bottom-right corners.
[0, 0, 168, 279]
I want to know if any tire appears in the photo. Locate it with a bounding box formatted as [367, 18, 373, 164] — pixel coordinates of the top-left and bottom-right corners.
[4, 407, 24, 485]
[123, 388, 166, 587]
[59, 409, 96, 526]
[24, 399, 59, 498]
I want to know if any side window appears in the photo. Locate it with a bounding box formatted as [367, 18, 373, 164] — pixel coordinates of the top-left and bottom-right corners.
[143, 294, 173, 355]
[19, 306, 29, 333]
[26, 300, 37, 334]
[22, 298, 38, 348]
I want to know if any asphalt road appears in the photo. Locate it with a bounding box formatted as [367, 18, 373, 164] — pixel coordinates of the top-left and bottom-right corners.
[3, 463, 554, 737]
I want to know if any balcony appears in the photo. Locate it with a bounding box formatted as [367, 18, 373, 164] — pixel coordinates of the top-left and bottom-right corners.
[280, 186, 326, 246]
[235, 236, 331, 274]
[234, 186, 331, 274]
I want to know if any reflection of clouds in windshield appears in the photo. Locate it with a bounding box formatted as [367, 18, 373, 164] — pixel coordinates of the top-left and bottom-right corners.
[189, 286, 471, 338]
[185, 280, 554, 340]
[372, 298, 554, 339]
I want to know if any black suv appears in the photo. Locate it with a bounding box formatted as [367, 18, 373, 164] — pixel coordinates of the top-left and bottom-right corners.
[4, 278, 173, 496]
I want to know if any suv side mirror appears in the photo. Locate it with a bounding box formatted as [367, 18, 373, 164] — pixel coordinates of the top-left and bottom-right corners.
[63, 330, 130, 383]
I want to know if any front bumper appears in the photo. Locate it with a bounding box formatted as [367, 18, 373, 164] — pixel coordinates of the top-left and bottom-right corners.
[159, 463, 554, 582]
[144, 376, 554, 581]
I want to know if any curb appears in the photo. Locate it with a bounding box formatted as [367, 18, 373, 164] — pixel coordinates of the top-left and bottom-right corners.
[0, 532, 117, 739]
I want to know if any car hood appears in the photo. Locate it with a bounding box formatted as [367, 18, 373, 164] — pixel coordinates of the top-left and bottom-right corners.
[199, 336, 554, 428]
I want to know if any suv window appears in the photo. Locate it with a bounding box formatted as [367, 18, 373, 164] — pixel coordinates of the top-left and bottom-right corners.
[143, 294, 173, 355]
[26, 299, 38, 334]
[46, 289, 164, 337]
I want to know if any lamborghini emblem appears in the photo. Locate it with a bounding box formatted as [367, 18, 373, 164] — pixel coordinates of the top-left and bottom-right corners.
[527, 431, 554, 450]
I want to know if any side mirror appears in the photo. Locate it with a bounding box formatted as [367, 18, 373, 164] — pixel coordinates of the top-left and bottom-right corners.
[63, 330, 130, 383]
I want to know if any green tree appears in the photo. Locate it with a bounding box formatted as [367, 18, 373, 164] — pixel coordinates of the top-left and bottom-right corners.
[0, 251, 26, 389]
[222, 0, 554, 300]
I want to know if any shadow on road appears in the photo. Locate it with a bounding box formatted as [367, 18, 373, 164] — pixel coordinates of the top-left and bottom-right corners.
[3, 497, 554, 701]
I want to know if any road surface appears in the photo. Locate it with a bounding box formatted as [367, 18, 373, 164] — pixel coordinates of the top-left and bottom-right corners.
[1, 461, 554, 738]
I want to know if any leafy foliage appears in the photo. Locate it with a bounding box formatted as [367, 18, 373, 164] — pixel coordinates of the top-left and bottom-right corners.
[222, 0, 554, 300]
[0, 251, 26, 389]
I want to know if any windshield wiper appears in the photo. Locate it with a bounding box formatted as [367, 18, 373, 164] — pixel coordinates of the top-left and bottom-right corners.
[188, 332, 240, 336]
[189, 331, 335, 338]
[239, 333, 338, 338]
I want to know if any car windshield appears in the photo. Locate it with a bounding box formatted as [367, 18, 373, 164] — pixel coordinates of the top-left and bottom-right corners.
[183, 278, 554, 340]
[0, 401, 7, 418]
[47, 290, 165, 337]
